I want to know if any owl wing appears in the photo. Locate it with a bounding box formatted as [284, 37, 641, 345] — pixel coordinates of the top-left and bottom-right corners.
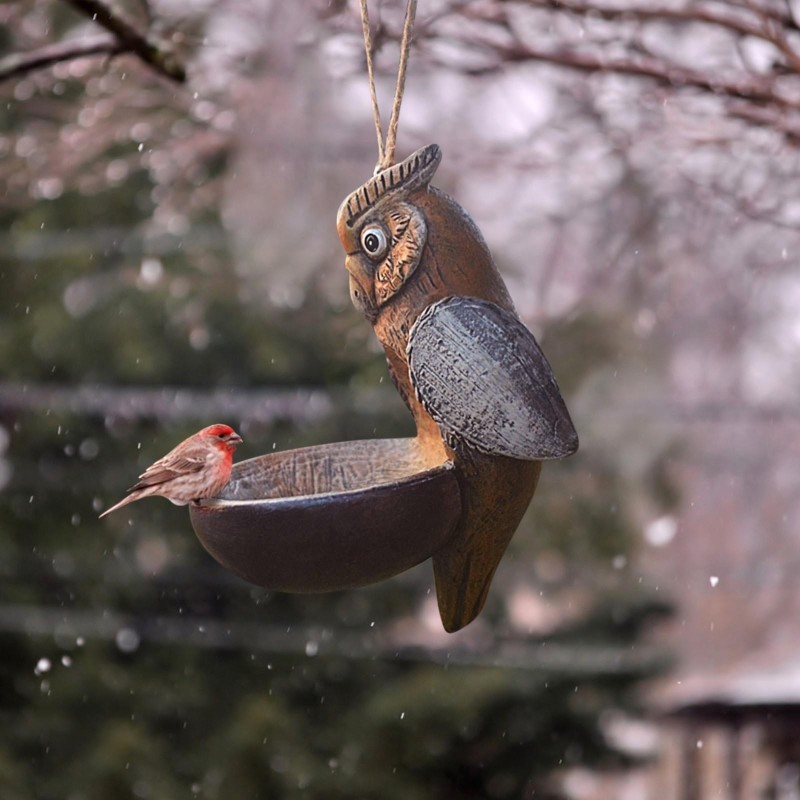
[407, 296, 578, 460]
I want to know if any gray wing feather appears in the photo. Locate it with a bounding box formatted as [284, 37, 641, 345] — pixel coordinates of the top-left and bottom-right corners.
[407, 296, 578, 460]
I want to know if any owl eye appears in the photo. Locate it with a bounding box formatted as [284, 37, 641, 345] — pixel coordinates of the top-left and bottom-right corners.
[360, 226, 388, 259]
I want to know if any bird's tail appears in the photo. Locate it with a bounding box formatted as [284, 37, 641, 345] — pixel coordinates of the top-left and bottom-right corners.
[98, 492, 142, 519]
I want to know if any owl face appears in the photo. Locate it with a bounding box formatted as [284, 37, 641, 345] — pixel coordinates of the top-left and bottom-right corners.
[337, 144, 442, 320]
[345, 201, 428, 316]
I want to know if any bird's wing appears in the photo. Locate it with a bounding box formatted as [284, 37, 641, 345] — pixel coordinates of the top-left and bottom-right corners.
[128, 449, 209, 491]
[407, 296, 578, 460]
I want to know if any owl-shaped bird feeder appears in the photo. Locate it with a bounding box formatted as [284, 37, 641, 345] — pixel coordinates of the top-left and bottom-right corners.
[190, 145, 578, 632]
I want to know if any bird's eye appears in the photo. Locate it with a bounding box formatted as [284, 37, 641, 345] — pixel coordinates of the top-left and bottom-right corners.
[360, 226, 388, 259]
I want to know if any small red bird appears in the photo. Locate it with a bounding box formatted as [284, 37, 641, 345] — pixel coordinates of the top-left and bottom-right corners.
[99, 423, 243, 518]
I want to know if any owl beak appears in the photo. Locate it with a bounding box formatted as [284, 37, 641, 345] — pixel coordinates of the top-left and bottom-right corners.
[345, 255, 377, 319]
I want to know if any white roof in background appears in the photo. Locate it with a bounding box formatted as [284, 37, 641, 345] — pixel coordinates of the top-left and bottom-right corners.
[667, 654, 800, 710]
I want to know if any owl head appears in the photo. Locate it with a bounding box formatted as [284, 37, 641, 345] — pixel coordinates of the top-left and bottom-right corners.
[337, 144, 442, 319]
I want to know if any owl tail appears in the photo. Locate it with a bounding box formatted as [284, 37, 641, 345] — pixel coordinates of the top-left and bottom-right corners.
[432, 457, 543, 633]
[432, 545, 498, 633]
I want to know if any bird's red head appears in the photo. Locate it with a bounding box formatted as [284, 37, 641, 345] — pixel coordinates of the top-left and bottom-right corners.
[201, 424, 243, 451]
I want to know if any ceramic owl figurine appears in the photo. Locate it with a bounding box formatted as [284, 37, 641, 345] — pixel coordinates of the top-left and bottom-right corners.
[336, 144, 578, 632]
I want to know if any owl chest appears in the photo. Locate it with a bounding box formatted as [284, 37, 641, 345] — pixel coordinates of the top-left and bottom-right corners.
[373, 249, 452, 350]
[374, 305, 415, 376]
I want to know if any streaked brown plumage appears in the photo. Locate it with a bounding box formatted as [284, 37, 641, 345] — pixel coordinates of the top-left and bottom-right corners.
[99, 424, 243, 518]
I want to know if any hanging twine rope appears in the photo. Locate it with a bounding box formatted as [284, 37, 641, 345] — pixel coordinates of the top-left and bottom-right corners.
[359, 0, 417, 172]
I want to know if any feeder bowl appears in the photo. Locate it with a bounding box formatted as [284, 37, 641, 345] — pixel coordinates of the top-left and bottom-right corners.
[189, 437, 462, 592]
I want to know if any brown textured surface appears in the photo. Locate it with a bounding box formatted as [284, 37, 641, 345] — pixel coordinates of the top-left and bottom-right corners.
[217, 437, 443, 499]
[189, 438, 461, 592]
[337, 145, 577, 632]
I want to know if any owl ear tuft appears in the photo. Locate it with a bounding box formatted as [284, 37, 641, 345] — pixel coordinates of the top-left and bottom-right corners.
[339, 144, 442, 230]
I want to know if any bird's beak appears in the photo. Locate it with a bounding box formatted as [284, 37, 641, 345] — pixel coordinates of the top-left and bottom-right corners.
[345, 255, 377, 319]
[229, 433, 243, 445]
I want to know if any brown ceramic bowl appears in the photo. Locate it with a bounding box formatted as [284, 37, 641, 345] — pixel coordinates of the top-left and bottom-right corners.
[188, 437, 461, 592]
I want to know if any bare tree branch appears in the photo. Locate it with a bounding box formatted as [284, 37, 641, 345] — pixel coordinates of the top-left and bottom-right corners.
[64, 0, 186, 82]
[0, 36, 123, 84]
[437, 37, 793, 109]
[0, 0, 186, 84]
[730, 0, 800, 31]
[518, 0, 771, 41]
[532, 0, 800, 35]
[758, 5, 800, 72]
[482, 0, 800, 75]
[728, 99, 800, 142]
[415, 0, 800, 141]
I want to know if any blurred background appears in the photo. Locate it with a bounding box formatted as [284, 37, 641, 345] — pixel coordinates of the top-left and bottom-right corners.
[2, 1, 800, 798]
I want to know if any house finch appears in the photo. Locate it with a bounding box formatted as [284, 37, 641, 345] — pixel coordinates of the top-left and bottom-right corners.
[99, 424, 243, 518]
